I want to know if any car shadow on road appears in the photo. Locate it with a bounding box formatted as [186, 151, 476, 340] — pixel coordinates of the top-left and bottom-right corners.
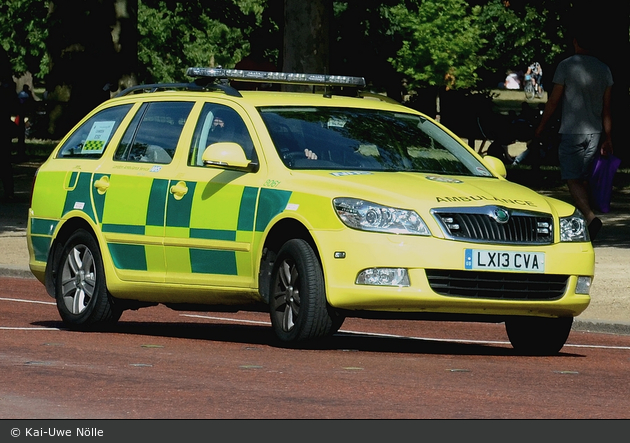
[32, 319, 584, 358]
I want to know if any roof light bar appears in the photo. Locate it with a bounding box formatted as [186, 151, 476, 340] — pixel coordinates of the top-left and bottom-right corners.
[186, 67, 366, 88]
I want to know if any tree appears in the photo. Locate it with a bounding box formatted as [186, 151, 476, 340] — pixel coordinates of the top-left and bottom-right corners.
[137, 0, 274, 83]
[44, 1, 133, 137]
[475, 0, 565, 89]
[388, 0, 486, 91]
[279, 0, 330, 92]
[0, 0, 49, 79]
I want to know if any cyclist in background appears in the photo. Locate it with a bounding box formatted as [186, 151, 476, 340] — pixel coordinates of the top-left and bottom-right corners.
[526, 61, 543, 96]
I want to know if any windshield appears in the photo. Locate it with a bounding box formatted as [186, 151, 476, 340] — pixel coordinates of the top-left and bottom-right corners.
[259, 107, 492, 176]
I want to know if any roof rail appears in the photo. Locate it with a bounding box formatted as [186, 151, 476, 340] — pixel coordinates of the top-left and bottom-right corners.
[186, 67, 366, 88]
[115, 80, 242, 98]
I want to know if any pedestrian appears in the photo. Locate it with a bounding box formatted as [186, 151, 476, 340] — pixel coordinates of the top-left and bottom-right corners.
[504, 70, 521, 90]
[533, 26, 613, 241]
[1, 49, 17, 201]
[16, 84, 34, 161]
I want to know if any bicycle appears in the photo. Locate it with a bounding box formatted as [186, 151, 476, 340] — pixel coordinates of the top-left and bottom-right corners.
[524, 75, 535, 100]
[524, 74, 543, 100]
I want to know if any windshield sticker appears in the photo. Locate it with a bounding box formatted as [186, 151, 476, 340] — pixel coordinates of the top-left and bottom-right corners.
[426, 176, 463, 184]
[476, 167, 492, 176]
[330, 171, 373, 177]
[327, 117, 347, 128]
[357, 144, 380, 157]
[81, 121, 116, 154]
[436, 195, 536, 206]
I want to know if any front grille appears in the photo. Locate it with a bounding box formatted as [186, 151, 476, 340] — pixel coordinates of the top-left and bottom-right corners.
[432, 206, 554, 244]
[425, 269, 568, 300]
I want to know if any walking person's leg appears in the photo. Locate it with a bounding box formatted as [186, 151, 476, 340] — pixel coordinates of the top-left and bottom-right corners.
[558, 133, 601, 239]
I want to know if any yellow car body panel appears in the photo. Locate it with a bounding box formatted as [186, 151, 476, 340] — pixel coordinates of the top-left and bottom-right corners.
[27, 80, 595, 328]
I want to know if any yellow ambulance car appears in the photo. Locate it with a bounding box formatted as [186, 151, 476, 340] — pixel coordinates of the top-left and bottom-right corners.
[27, 68, 594, 355]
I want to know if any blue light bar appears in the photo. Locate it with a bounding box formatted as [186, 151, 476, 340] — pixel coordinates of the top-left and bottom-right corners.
[186, 67, 366, 88]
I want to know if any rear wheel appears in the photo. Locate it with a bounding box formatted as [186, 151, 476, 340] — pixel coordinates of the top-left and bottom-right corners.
[55, 229, 121, 328]
[505, 316, 573, 355]
[269, 239, 337, 343]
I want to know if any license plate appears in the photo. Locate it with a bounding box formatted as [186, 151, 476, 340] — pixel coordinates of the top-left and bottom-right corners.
[465, 249, 545, 273]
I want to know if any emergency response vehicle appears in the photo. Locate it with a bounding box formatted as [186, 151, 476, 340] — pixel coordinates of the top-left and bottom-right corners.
[27, 68, 595, 355]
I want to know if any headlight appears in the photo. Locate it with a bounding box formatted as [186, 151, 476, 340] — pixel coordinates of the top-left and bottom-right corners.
[333, 197, 431, 235]
[559, 210, 588, 242]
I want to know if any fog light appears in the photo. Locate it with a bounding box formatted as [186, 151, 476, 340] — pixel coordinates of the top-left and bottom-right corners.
[356, 268, 410, 286]
[575, 276, 592, 294]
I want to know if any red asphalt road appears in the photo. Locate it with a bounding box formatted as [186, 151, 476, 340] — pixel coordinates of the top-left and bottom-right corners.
[1, 276, 630, 419]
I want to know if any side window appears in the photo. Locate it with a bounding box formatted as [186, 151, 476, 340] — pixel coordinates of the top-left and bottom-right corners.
[56, 105, 133, 159]
[114, 101, 194, 164]
[189, 103, 255, 166]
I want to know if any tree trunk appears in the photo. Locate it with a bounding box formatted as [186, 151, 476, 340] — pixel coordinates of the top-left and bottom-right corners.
[282, 0, 330, 91]
[45, 1, 137, 138]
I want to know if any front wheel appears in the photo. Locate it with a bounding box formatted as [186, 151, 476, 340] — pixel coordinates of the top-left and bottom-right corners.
[269, 239, 337, 343]
[55, 229, 121, 328]
[505, 316, 573, 355]
[524, 83, 535, 100]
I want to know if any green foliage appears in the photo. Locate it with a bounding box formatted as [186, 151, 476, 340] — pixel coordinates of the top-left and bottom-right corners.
[0, 0, 49, 79]
[0, 0, 585, 93]
[137, 0, 271, 83]
[388, 0, 486, 91]
[476, 0, 565, 87]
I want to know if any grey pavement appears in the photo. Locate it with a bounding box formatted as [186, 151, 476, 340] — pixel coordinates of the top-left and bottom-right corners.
[2, 159, 629, 335]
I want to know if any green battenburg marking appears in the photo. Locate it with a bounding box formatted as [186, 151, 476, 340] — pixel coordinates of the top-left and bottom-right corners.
[108, 244, 148, 270]
[62, 172, 95, 221]
[147, 179, 169, 226]
[166, 181, 196, 228]
[237, 186, 258, 231]
[255, 188, 292, 232]
[190, 249, 237, 275]
[67, 171, 79, 188]
[30, 219, 58, 236]
[82, 140, 104, 151]
[31, 236, 52, 262]
[190, 228, 236, 241]
[92, 173, 109, 224]
[102, 224, 145, 235]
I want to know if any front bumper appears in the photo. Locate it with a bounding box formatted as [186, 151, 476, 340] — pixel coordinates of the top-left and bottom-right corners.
[314, 228, 594, 318]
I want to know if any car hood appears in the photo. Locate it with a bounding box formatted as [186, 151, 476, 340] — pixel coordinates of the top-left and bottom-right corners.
[289, 170, 572, 216]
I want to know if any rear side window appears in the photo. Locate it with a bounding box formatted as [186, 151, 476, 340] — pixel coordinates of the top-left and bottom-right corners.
[114, 101, 194, 164]
[56, 105, 133, 159]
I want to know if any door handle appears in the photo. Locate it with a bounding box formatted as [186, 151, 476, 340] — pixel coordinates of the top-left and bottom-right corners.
[170, 181, 188, 200]
[93, 175, 110, 195]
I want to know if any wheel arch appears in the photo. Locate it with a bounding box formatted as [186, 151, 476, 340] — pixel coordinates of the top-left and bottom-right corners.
[258, 217, 320, 304]
[44, 217, 100, 298]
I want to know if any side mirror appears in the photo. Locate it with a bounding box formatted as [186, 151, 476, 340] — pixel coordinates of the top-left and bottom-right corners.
[202, 142, 258, 172]
[482, 155, 507, 178]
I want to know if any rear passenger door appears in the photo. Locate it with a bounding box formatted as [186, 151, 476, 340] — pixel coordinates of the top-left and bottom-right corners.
[94, 100, 195, 283]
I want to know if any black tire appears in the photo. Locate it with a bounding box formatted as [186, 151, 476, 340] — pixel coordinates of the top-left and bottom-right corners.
[269, 239, 336, 343]
[505, 316, 573, 356]
[524, 83, 535, 100]
[55, 229, 121, 328]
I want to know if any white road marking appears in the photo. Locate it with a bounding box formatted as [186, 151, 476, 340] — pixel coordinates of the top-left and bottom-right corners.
[0, 327, 60, 331]
[181, 313, 630, 351]
[0, 297, 56, 306]
[2, 300, 628, 351]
